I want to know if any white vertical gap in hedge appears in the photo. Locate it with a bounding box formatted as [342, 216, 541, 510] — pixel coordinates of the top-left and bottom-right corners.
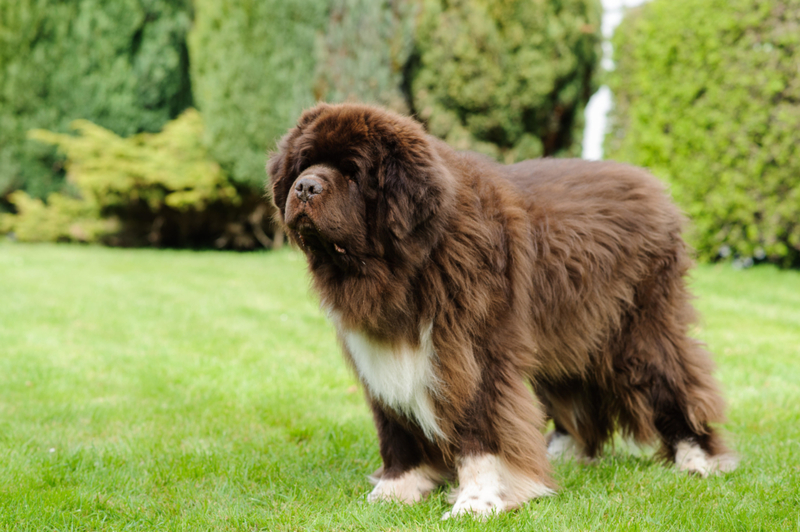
[582, 0, 652, 161]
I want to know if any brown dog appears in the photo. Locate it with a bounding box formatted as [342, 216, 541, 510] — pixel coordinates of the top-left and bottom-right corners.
[268, 103, 736, 518]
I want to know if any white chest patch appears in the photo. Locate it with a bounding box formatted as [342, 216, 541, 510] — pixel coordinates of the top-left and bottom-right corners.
[329, 314, 444, 441]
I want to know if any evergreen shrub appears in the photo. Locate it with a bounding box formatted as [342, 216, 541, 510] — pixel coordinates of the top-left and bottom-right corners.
[607, 0, 800, 266]
[410, 0, 602, 162]
[314, 0, 416, 114]
[189, 0, 417, 188]
[188, 0, 331, 189]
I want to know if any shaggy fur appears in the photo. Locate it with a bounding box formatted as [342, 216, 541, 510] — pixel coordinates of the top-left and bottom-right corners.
[268, 103, 735, 517]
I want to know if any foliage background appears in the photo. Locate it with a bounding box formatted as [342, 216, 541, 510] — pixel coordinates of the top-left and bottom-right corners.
[0, 0, 193, 201]
[3, 0, 798, 265]
[606, 0, 800, 266]
[190, 0, 602, 185]
[1, 0, 603, 247]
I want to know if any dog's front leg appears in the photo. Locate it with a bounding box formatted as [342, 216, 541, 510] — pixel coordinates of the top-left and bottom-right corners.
[366, 399, 448, 504]
[444, 374, 555, 519]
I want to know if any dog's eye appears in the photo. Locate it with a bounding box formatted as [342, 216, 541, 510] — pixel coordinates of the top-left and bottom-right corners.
[341, 160, 360, 176]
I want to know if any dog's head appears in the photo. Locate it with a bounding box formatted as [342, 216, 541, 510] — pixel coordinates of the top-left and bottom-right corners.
[268, 103, 455, 273]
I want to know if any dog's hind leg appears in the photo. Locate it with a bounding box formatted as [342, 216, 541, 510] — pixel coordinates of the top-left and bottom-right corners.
[545, 421, 584, 461]
[535, 377, 614, 461]
[616, 263, 738, 476]
[645, 338, 739, 476]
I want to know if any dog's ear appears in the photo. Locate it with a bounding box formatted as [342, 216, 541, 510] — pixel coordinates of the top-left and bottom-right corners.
[383, 145, 454, 240]
[267, 104, 332, 219]
[267, 132, 295, 220]
[297, 102, 330, 129]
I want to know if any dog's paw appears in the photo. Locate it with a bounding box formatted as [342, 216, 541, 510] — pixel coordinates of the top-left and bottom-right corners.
[546, 430, 581, 460]
[675, 441, 738, 477]
[442, 455, 508, 520]
[675, 441, 711, 477]
[366, 465, 441, 504]
[442, 485, 507, 520]
[546, 430, 597, 464]
[707, 452, 739, 473]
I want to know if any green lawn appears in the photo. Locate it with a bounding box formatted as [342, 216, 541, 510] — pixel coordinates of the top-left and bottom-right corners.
[1, 243, 798, 531]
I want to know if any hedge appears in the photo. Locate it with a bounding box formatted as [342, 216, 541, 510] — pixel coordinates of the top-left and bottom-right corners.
[0, 0, 193, 203]
[314, 0, 417, 114]
[607, 0, 800, 267]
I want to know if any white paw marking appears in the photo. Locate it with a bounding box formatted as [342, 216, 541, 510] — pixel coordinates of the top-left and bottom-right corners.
[547, 431, 581, 460]
[675, 440, 711, 477]
[329, 312, 445, 442]
[675, 440, 739, 477]
[443, 454, 553, 520]
[367, 465, 442, 504]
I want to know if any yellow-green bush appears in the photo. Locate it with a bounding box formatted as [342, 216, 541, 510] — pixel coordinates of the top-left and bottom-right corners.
[607, 0, 800, 267]
[28, 109, 236, 213]
[5, 110, 256, 247]
[4, 190, 115, 243]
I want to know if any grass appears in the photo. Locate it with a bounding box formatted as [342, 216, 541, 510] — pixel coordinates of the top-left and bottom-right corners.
[1, 242, 799, 531]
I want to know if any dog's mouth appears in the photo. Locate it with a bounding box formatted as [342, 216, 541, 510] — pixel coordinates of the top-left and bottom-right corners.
[291, 215, 349, 262]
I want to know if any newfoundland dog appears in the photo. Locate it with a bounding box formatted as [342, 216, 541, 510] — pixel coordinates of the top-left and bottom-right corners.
[268, 103, 736, 518]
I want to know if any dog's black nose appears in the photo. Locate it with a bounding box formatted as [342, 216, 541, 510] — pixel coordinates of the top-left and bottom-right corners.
[295, 176, 324, 203]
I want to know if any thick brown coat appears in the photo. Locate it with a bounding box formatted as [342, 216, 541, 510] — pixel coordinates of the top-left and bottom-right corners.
[268, 103, 734, 512]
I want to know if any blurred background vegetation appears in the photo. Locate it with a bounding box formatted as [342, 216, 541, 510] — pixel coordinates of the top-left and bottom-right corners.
[607, 0, 800, 267]
[0, 0, 602, 248]
[1, 0, 798, 267]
